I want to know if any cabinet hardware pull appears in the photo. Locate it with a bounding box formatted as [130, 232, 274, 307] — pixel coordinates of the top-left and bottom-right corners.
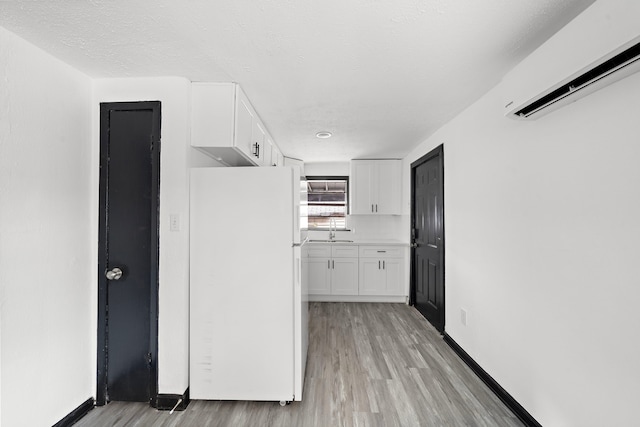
[378, 260, 381, 269]
[371, 204, 374, 213]
[383, 260, 385, 269]
[332, 260, 335, 269]
[328, 260, 330, 269]
[377, 250, 386, 253]
[376, 204, 378, 212]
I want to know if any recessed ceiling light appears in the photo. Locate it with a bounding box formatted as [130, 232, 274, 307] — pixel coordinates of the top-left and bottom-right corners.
[315, 131, 332, 139]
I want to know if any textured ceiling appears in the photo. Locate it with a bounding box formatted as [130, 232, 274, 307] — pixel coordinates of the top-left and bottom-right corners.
[0, 0, 595, 162]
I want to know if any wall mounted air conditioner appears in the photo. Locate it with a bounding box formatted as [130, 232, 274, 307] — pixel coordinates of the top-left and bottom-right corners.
[502, 0, 640, 120]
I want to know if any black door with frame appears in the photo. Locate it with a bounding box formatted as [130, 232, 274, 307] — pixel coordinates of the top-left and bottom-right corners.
[97, 101, 160, 405]
[411, 145, 445, 333]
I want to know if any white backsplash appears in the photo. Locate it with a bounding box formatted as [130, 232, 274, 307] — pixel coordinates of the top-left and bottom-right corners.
[307, 214, 410, 242]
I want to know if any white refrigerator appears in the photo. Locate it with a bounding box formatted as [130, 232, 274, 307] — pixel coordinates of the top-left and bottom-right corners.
[189, 166, 308, 403]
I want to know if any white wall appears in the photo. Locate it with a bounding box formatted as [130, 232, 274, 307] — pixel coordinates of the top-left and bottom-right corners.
[0, 26, 93, 426]
[93, 77, 222, 395]
[404, 13, 640, 427]
[304, 161, 349, 177]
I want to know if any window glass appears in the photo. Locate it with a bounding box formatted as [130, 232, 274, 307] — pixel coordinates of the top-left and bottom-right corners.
[306, 177, 348, 229]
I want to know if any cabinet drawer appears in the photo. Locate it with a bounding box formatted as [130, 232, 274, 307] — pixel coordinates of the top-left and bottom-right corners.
[332, 245, 359, 258]
[307, 245, 331, 258]
[359, 246, 403, 258]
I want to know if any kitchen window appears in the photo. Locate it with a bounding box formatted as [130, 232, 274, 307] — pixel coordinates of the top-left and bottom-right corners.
[306, 176, 348, 229]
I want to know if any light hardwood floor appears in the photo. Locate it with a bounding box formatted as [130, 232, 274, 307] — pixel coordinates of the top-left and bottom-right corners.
[75, 303, 523, 427]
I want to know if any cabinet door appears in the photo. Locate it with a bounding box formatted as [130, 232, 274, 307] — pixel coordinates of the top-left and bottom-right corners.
[264, 138, 274, 167]
[331, 258, 359, 295]
[350, 161, 375, 214]
[359, 259, 385, 295]
[376, 160, 402, 215]
[382, 258, 404, 295]
[271, 144, 281, 167]
[235, 92, 255, 160]
[307, 257, 331, 295]
[191, 83, 235, 148]
[252, 121, 266, 165]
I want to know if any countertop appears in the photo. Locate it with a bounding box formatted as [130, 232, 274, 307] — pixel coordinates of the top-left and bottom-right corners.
[305, 239, 408, 246]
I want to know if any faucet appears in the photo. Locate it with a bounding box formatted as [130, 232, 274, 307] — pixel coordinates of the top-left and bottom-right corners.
[329, 218, 336, 241]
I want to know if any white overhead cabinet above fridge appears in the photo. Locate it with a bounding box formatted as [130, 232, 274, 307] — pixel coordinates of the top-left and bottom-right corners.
[191, 82, 285, 167]
[189, 167, 308, 403]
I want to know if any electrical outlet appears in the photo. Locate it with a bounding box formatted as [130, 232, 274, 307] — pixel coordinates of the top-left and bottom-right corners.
[460, 308, 467, 326]
[170, 214, 180, 232]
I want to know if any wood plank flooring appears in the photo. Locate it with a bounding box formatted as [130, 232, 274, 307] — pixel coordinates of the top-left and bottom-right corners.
[75, 303, 523, 427]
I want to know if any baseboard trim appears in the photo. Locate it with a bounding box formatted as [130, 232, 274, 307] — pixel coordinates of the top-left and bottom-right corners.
[308, 295, 407, 303]
[52, 397, 94, 427]
[154, 388, 190, 411]
[443, 333, 542, 427]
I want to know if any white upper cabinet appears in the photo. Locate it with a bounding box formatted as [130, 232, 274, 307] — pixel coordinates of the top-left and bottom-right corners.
[268, 138, 283, 167]
[251, 120, 267, 166]
[350, 161, 374, 213]
[235, 89, 255, 162]
[264, 137, 276, 167]
[191, 82, 282, 167]
[350, 160, 401, 215]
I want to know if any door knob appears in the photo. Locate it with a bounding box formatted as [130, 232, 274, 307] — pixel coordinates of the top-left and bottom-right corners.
[105, 267, 123, 281]
[410, 243, 418, 248]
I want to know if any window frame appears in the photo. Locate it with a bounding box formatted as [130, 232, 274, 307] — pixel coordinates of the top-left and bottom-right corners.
[305, 175, 350, 230]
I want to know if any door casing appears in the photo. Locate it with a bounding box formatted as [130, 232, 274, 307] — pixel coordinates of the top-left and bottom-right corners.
[96, 101, 161, 406]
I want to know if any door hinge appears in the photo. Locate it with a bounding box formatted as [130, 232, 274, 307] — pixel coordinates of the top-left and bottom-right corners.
[147, 352, 153, 367]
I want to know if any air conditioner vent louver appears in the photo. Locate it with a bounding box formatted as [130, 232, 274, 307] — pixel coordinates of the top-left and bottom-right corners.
[513, 41, 640, 119]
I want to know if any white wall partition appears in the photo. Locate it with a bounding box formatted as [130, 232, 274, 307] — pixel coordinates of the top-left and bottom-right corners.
[404, 24, 640, 427]
[0, 27, 93, 427]
[93, 77, 220, 396]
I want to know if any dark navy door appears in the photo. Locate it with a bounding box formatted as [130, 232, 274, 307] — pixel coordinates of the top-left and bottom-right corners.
[412, 145, 444, 333]
[97, 102, 160, 404]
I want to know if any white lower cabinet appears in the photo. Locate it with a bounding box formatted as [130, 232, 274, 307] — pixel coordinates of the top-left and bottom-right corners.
[307, 243, 406, 301]
[307, 245, 359, 296]
[331, 257, 359, 295]
[359, 246, 404, 296]
[307, 257, 331, 294]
